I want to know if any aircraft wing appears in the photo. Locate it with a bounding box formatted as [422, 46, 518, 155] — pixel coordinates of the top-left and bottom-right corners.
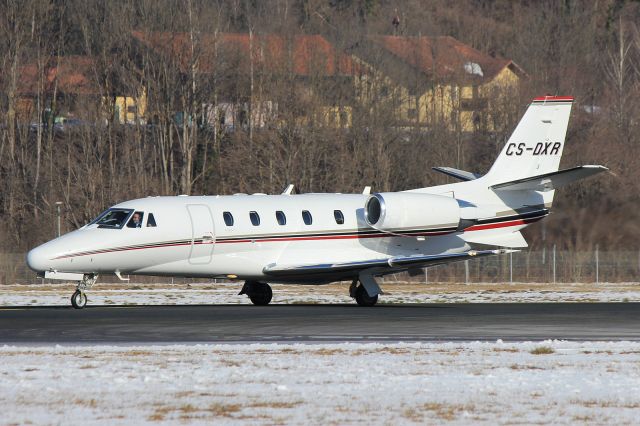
[490, 165, 608, 191]
[263, 249, 512, 278]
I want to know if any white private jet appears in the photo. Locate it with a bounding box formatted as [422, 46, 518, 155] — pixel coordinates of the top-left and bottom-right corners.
[27, 96, 607, 308]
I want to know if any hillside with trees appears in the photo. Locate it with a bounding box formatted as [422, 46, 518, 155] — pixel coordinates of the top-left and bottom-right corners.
[1, 0, 639, 252]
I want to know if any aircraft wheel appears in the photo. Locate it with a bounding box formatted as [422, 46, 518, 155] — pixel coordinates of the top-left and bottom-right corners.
[71, 290, 87, 309]
[248, 282, 273, 306]
[354, 285, 378, 307]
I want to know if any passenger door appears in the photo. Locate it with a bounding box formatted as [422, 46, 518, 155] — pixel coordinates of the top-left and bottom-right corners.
[186, 204, 215, 264]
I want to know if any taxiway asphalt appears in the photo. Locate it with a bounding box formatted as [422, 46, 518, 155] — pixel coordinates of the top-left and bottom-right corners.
[1, 303, 639, 343]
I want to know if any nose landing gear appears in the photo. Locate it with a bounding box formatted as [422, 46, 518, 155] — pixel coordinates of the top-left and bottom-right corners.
[70, 274, 97, 309]
[238, 281, 273, 305]
[71, 290, 87, 309]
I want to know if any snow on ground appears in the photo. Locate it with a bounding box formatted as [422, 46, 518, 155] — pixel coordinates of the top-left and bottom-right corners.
[2, 281, 640, 306]
[2, 341, 640, 425]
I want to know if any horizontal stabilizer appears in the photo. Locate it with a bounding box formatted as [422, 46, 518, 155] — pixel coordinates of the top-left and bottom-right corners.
[490, 165, 608, 192]
[432, 167, 481, 181]
[463, 231, 528, 248]
[264, 249, 513, 277]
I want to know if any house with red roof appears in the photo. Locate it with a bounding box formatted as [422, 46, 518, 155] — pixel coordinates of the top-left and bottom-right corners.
[350, 35, 526, 131]
[6, 55, 145, 125]
[131, 31, 361, 129]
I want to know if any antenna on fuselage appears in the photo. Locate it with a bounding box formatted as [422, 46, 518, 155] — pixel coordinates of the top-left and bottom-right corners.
[362, 186, 372, 195]
[282, 184, 295, 195]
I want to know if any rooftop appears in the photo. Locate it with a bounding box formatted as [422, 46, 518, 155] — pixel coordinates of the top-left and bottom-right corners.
[14, 56, 100, 96]
[131, 31, 360, 77]
[366, 35, 525, 83]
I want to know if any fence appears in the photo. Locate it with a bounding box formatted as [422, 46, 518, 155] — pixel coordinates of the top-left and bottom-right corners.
[2, 248, 639, 285]
[402, 247, 639, 284]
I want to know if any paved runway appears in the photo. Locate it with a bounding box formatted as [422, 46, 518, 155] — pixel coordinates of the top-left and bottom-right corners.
[1, 303, 639, 343]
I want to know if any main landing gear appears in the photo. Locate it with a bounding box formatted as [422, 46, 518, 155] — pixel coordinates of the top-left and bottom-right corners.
[71, 274, 98, 309]
[239, 281, 273, 306]
[349, 274, 382, 307]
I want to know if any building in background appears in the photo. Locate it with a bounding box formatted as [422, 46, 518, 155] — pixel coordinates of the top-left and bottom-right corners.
[131, 31, 360, 130]
[2, 34, 523, 134]
[3, 56, 145, 127]
[351, 35, 526, 132]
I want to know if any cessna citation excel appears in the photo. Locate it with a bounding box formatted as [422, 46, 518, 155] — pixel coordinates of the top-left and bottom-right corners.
[27, 96, 607, 308]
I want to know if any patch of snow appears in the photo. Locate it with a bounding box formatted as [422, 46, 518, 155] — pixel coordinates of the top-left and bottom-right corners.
[1, 341, 640, 424]
[2, 282, 640, 307]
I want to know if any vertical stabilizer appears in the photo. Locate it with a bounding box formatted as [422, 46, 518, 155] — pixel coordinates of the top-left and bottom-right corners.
[484, 96, 573, 185]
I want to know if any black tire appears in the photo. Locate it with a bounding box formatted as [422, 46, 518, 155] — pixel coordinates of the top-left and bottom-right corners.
[354, 285, 378, 307]
[248, 283, 273, 306]
[71, 290, 87, 309]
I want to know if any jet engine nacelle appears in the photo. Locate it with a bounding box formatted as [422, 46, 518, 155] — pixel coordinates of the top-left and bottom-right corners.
[364, 192, 461, 231]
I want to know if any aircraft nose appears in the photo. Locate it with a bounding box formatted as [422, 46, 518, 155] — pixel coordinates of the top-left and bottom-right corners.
[26, 245, 50, 273]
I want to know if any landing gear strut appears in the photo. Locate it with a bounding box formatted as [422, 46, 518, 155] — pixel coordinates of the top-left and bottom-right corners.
[239, 281, 273, 306]
[71, 274, 97, 309]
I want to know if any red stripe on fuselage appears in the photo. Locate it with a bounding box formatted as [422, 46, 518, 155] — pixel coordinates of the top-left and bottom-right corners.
[464, 216, 543, 232]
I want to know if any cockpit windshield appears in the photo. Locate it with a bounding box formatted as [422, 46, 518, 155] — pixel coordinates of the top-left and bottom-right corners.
[90, 208, 134, 229]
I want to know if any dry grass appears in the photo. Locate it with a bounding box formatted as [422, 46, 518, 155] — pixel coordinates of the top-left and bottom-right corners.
[249, 400, 303, 409]
[179, 404, 199, 413]
[147, 402, 242, 422]
[404, 402, 475, 421]
[530, 346, 555, 355]
[492, 347, 520, 353]
[573, 415, 595, 422]
[312, 348, 348, 356]
[573, 400, 616, 408]
[78, 364, 96, 369]
[378, 346, 411, 355]
[206, 403, 242, 416]
[173, 391, 196, 398]
[147, 413, 165, 422]
[73, 398, 98, 408]
[510, 364, 544, 370]
[121, 350, 153, 357]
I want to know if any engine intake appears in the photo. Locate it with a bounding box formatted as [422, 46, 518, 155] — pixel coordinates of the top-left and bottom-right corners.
[365, 192, 461, 232]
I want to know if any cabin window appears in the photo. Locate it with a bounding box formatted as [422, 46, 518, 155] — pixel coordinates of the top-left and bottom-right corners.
[223, 211, 234, 226]
[334, 210, 345, 225]
[92, 208, 133, 229]
[302, 210, 312, 225]
[127, 211, 144, 228]
[276, 210, 286, 226]
[249, 211, 260, 226]
[147, 213, 157, 227]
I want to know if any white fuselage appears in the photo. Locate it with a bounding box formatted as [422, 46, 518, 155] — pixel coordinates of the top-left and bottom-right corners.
[26, 187, 541, 284]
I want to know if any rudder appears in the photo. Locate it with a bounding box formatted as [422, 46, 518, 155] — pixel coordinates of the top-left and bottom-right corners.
[484, 96, 574, 185]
